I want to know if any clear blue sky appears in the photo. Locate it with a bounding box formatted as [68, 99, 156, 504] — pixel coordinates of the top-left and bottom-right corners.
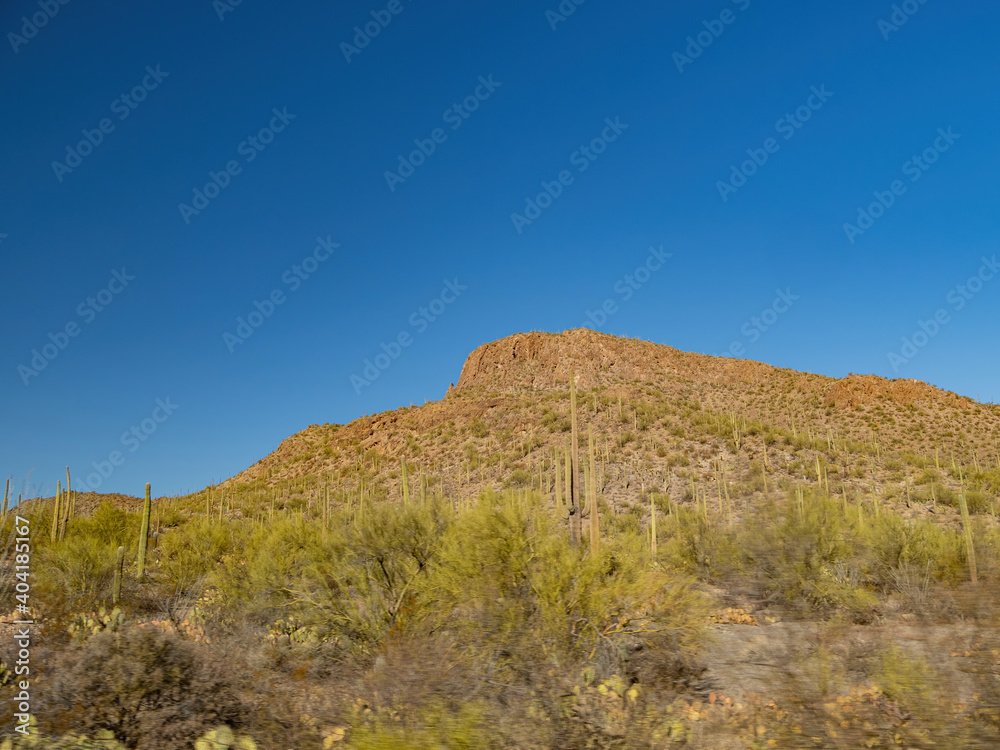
[2, 0, 998, 500]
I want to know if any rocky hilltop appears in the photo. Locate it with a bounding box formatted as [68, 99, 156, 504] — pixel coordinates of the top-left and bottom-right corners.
[455, 329, 776, 393]
[457, 329, 970, 410]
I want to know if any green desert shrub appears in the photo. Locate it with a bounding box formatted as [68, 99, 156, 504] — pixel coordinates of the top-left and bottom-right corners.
[210, 516, 331, 625]
[426, 491, 709, 686]
[862, 512, 965, 586]
[280, 501, 447, 658]
[975, 467, 1000, 494]
[468, 418, 489, 439]
[75, 502, 136, 548]
[346, 701, 493, 750]
[157, 516, 238, 588]
[664, 493, 879, 621]
[35, 537, 121, 615]
[874, 645, 939, 718]
[755, 499, 877, 621]
[503, 469, 532, 488]
[462, 443, 481, 468]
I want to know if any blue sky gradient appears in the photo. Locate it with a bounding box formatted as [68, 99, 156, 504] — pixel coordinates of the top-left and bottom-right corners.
[2, 0, 998, 499]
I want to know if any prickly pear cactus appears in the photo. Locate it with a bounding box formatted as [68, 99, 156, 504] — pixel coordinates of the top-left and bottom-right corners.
[267, 615, 321, 646]
[194, 726, 256, 750]
[0, 720, 125, 749]
[322, 727, 347, 747]
[66, 607, 124, 641]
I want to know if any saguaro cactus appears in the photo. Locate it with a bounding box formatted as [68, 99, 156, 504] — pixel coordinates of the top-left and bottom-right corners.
[60, 465, 72, 540]
[959, 492, 978, 585]
[554, 448, 562, 508]
[113, 546, 125, 604]
[1, 477, 9, 525]
[563, 437, 572, 514]
[137, 483, 151, 581]
[589, 426, 599, 554]
[569, 373, 581, 546]
[51, 480, 62, 543]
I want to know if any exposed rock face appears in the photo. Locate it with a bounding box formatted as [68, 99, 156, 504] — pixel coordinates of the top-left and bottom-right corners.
[455, 329, 777, 394]
[823, 373, 965, 409]
[455, 329, 964, 411]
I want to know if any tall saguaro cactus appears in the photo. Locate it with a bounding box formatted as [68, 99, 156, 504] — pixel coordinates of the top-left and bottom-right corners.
[569, 373, 581, 547]
[563, 437, 571, 515]
[959, 492, 978, 585]
[554, 448, 562, 508]
[51, 480, 62, 543]
[137, 483, 151, 581]
[589, 426, 599, 554]
[60, 466, 72, 541]
[1, 478, 9, 525]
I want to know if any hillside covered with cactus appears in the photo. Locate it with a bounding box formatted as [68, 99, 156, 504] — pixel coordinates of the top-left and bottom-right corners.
[3, 328, 1000, 749]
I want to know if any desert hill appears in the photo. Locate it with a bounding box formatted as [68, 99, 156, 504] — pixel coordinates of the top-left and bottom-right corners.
[211, 329, 998, 529]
